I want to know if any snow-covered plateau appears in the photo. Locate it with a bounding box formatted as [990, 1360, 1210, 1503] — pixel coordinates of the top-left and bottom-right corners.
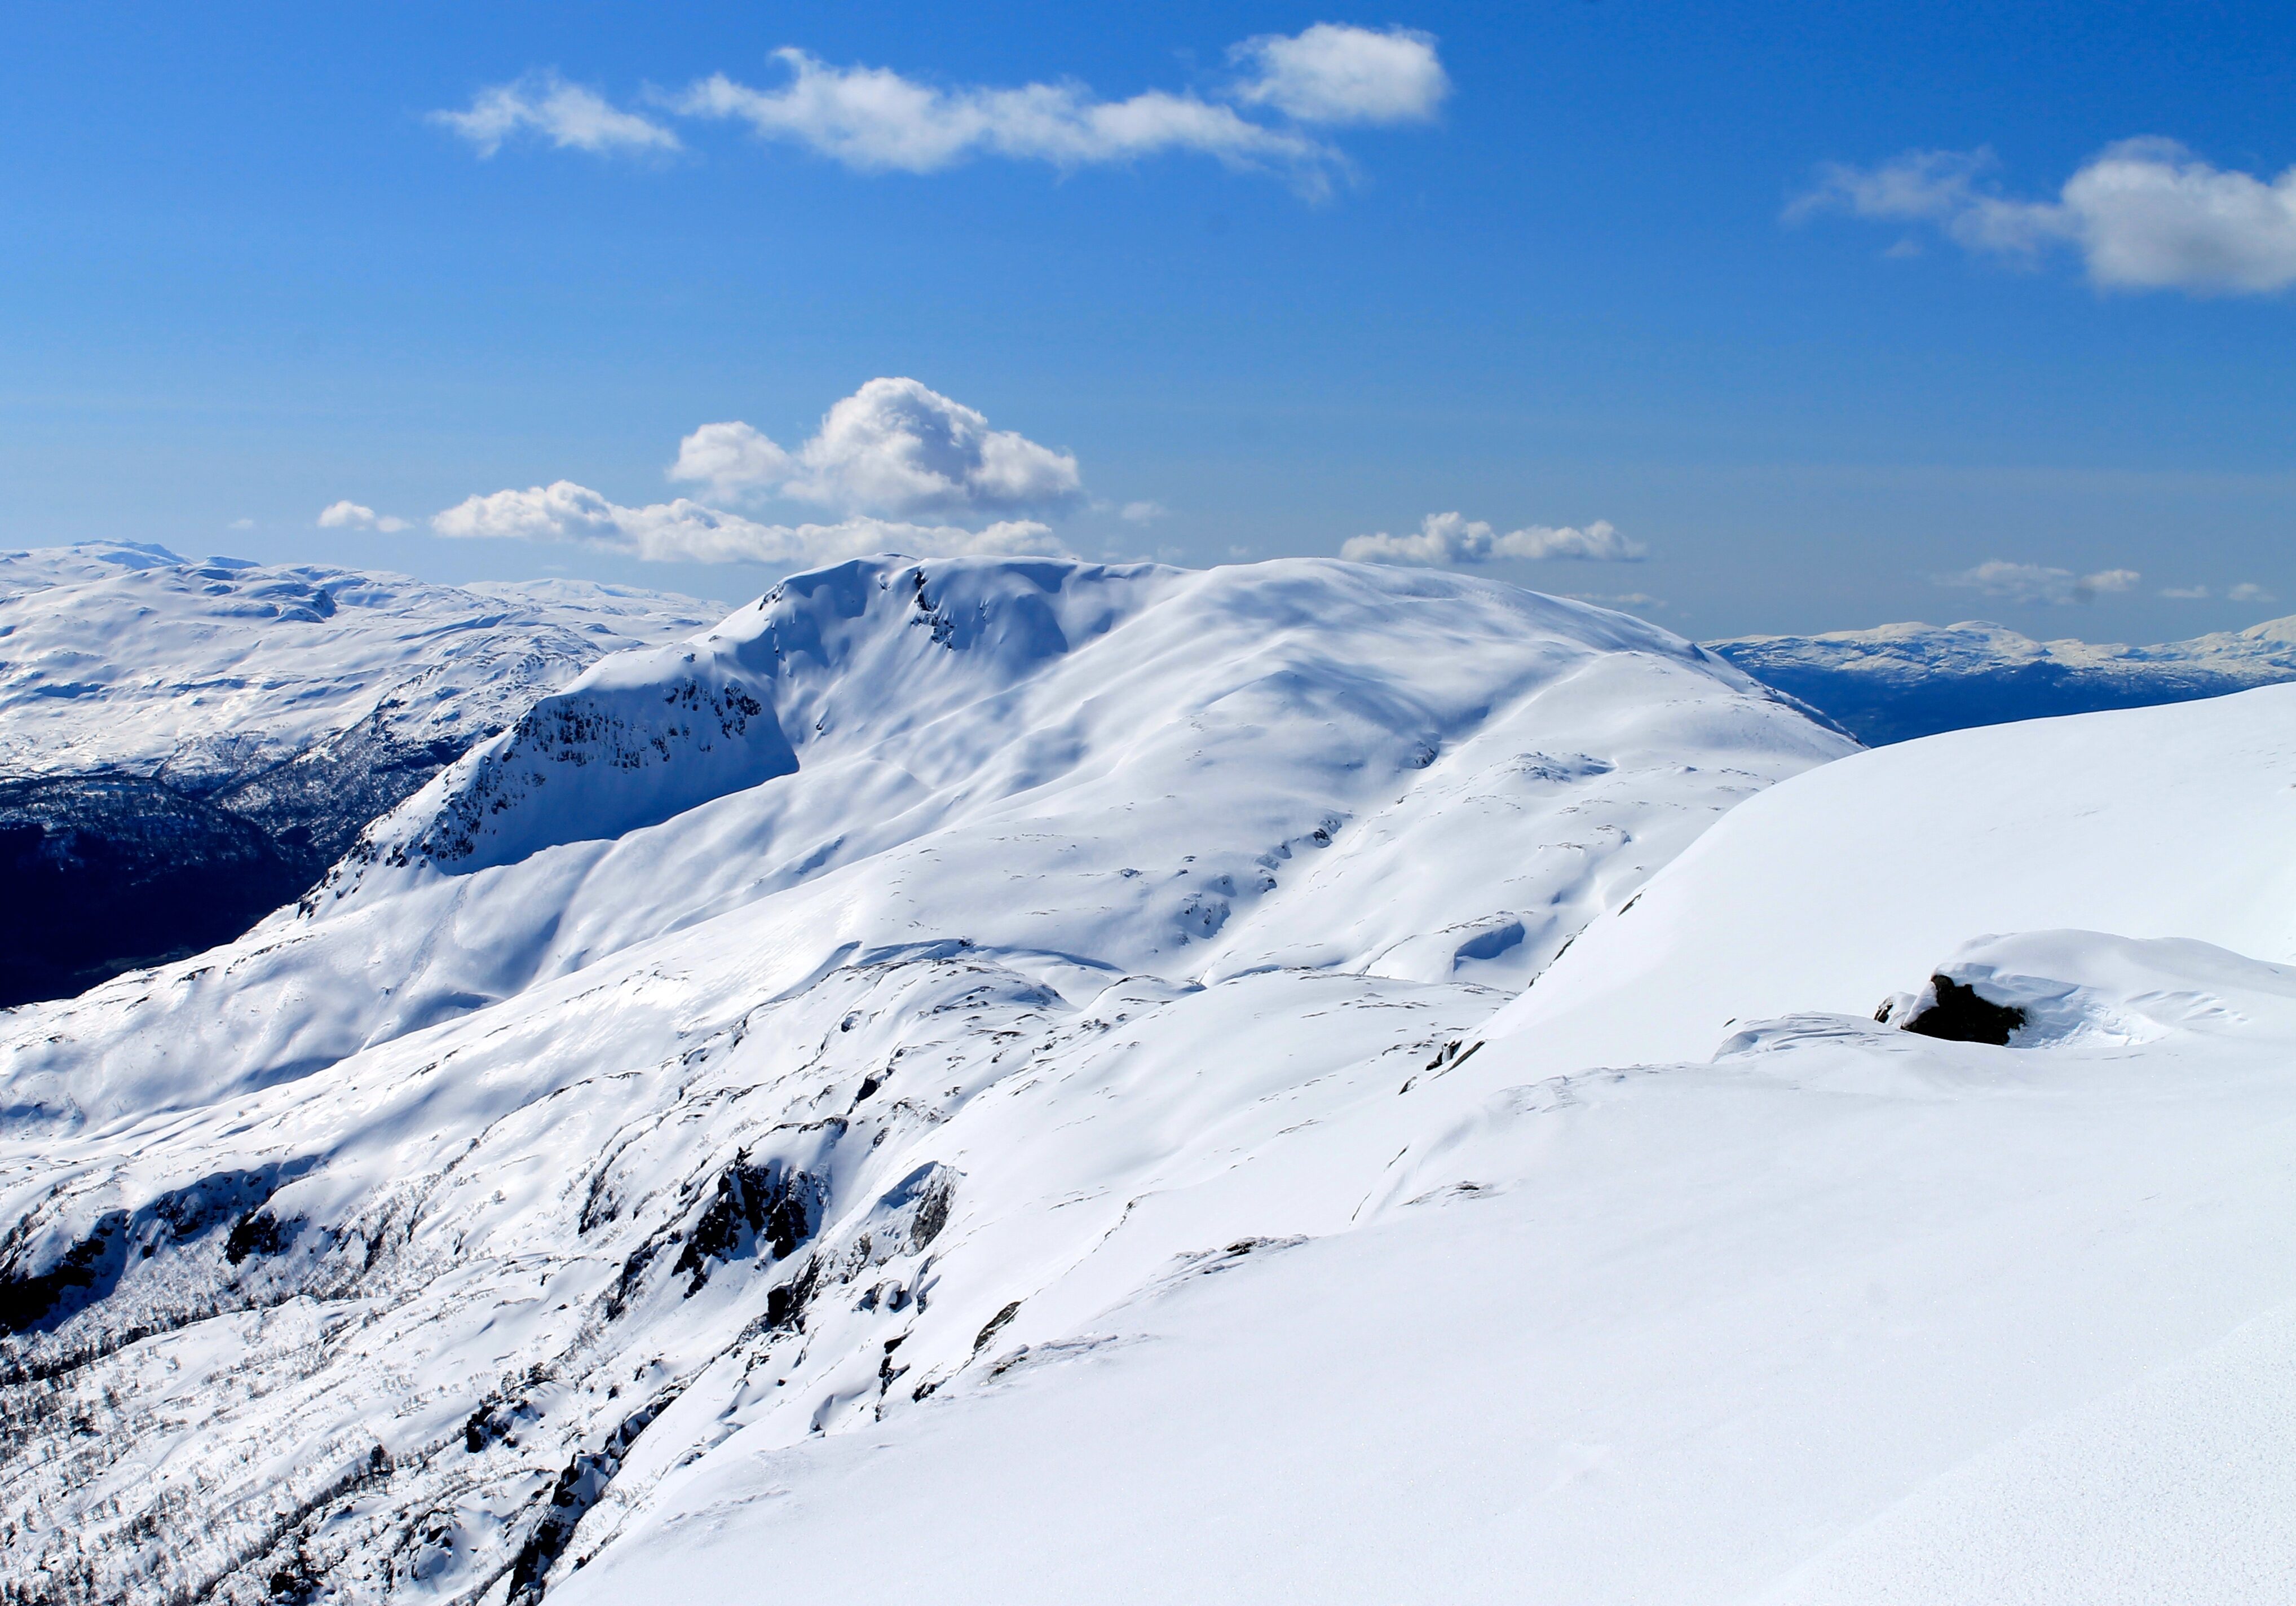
[0, 545, 709, 1005]
[4, 551, 2292, 1605]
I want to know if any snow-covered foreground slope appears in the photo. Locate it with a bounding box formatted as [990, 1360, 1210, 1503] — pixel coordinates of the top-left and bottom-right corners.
[1480, 682, 2296, 1070]
[0, 557, 1845, 1604]
[1709, 614, 2296, 744]
[0, 544, 709, 1003]
[560, 686, 2296, 1606]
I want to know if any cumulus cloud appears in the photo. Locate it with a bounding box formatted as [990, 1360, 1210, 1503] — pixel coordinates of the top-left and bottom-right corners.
[436, 25, 1448, 196]
[2229, 581, 2277, 604]
[1341, 511, 1646, 566]
[668, 420, 796, 501]
[1792, 139, 2296, 294]
[670, 378, 1081, 519]
[1229, 24, 1449, 125]
[442, 378, 1085, 569]
[1119, 500, 1168, 524]
[430, 70, 681, 157]
[1940, 559, 2142, 605]
[227, 518, 255, 531]
[432, 480, 1065, 567]
[318, 500, 409, 533]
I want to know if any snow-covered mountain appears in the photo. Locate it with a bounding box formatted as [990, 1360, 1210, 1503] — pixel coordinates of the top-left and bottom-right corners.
[11, 550, 2295, 1604]
[568, 681, 2296, 1606]
[1707, 613, 2296, 744]
[0, 553, 1848, 1604]
[0, 544, 710, 1004]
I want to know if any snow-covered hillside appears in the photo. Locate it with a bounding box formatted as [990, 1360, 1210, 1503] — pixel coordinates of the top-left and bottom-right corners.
[0, 544, 709, 1004]
[0, 554, 1847, 1604]
[1708, 613, 2296, 744]
[568, 683, 2296, 1606]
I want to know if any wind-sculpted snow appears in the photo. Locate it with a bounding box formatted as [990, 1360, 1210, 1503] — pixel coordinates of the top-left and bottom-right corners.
[1480, 680, 2296, 1073]
[0, 554, 1848, 1604]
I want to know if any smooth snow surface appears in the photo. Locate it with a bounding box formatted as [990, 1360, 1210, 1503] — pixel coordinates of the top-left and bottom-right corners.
[1480, 682, 2296, 1071]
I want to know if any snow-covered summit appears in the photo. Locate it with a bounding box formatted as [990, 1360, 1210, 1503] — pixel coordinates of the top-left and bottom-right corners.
[11, 553, 1846, 1132]
[1708, 612, 2296, 744]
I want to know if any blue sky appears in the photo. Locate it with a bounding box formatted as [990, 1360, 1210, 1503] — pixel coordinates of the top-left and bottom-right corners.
[3, 2, 2291, 639]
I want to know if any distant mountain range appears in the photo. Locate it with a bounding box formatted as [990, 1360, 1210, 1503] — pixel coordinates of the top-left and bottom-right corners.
[1706, 614, 2296, 746]
[0, 544, 709, 1005]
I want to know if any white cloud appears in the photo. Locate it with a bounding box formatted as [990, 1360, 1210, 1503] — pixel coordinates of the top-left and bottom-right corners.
[2162, 584, 2211, 599]
[676, 49, 1337, 192]
[668, 420, 795, 501]
[227, 518, 255, 531]
[1793, 139, 2296, 294]
[1229, 24, 1449, 125]
[430, 70, 681, 157]
[434, 27, 1451, 196]
[670, 377, 1081, 519]
[1341, 511, 1646, 566]
[2229, 581, 2277, 604]
[1119, 500, 1168, 524]
[1940, 559, 2142, 605]
[317, 500, 409, 533]
[432, 479, 1066, 567]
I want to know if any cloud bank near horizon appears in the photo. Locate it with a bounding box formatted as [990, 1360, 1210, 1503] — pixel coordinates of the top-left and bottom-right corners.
[1939, 559, 2142, 605]
[430, 378, 1076, 568]
[1341, 511, 1646, 566]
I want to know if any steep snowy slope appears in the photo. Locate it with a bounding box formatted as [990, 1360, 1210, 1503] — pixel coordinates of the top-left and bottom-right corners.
[0, 544, 709, 1003]
[1708, 614, 2296, 744]
[0, 555, 1847, 1605]
[559, 689, 2296, 1606]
